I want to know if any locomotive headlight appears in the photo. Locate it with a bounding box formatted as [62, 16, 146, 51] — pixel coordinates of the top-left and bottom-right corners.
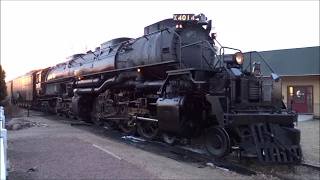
[223, 52, 244, 67]
[235, 52, 244, 65]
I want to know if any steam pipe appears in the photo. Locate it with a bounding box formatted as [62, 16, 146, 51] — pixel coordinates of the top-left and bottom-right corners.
[137, 80, 164, 89]
[133, 116, 158, 122]
[112, 80, 164, 90]
[74, 72, 140, 94]
[73, 77, 116, 94]
[75, 78, 102, 88]
[93, 77, 117, 94]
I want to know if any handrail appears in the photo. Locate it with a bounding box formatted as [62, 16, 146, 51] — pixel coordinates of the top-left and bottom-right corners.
[170, 31, 184, 69]
[180, 40, 213, 69]
[0, 106, 7, 180]
[43, 27, 182, 85]
[42, 27, 176, 81]
[180, 39, 232, 76]
[243, 51, 275, 73]
[99, 27, 173, 52]
[179, 39, 234, 116]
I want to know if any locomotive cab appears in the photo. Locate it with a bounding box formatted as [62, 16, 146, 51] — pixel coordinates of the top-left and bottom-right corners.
[35, 68, 50, 96]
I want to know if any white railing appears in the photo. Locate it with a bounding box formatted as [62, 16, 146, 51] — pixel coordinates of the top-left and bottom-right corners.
[0, 106, 7, 180]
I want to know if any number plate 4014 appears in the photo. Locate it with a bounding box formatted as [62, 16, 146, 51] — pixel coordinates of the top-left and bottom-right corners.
[173, 14, 195, 21]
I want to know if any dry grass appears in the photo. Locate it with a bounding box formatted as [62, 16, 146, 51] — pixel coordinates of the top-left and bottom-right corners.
[3, 104, 25, 120]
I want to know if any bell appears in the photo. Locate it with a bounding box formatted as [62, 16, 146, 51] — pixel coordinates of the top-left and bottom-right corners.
[252, 61, 262, 77]
[197, 13, 208, 25]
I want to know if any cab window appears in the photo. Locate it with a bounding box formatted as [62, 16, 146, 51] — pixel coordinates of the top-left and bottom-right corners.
[36, 74, 40, 83]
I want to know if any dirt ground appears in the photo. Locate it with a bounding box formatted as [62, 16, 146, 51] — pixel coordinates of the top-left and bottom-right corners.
[244, 119, 320, 180]
[5, 112, 261, 180]
[4, 107, 320, 180]
[298, 120, 320, 166]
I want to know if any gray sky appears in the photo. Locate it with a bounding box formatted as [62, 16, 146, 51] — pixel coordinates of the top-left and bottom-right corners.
[1, 1, 319, 81]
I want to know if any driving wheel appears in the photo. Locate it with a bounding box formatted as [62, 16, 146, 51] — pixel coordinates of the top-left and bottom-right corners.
[104, 120, 118, 130]
[137, 122, 160, 140]
[119, 122, 136, 135]
[162, 133, 176, 146]
[90, 98, 104, 126]
[90, 115, 104, 126]
[67, 110, 76, 119]
[204, 125, 231, 158]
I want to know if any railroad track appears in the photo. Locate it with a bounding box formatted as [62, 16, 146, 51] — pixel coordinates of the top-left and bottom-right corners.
[18, 109, 320, 178]
[301, 162, 320, 171]
[63, 117, 320, 178]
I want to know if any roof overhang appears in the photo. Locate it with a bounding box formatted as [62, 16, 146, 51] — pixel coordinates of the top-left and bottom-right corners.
[262, 74, 320, 78]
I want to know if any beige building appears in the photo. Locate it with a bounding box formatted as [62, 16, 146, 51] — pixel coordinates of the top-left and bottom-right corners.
[243, 46, 320, 118]
[282, 76, 319, 118]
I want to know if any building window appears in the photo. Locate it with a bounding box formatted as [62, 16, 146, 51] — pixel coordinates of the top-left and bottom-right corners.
[36, 74, 40, 83]
[287, 86, 294, 109]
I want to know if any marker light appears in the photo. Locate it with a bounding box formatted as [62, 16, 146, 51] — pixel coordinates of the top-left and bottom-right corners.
[175, 24, 183, 29]
[211, 33, 217, 39]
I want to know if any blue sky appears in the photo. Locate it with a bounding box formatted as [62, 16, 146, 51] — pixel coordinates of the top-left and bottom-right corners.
[1, 1, 319, 81]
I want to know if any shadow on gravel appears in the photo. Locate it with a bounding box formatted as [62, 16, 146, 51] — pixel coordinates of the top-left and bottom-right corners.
[7, 171, 34, 180]
[16, 110, 320, 180]
[76, 124, 320, 180]
[70, 123, 257, 176]
[39, 114, 256, 176]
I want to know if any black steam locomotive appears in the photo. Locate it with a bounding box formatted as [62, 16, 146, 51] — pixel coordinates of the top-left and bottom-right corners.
[6, 13, 302, 164]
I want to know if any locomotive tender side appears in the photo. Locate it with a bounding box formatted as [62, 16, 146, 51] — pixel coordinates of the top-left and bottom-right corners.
[7, 13, 302, 165]
[7, 71, 38, 107]
[5, 81, 13, 106]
